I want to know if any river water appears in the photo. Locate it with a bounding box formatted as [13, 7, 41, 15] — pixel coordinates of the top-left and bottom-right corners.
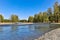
[0, 24, 51, 40]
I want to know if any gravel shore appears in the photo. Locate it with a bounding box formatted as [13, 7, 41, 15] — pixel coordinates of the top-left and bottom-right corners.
[35, 28, 60, 40]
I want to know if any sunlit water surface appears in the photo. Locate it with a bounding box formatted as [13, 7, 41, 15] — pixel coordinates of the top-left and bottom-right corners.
[0, 24, 51, 40]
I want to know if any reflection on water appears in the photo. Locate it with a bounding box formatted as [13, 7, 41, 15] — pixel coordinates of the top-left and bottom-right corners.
[0, 24, 51, 40]
[11, 25, 18, 31]
[0, 27, 3, 32]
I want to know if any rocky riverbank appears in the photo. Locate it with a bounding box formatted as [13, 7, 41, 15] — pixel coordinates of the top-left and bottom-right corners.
[35, 28, 60, 40]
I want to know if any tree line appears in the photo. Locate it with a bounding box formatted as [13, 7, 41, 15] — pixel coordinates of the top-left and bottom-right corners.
[0, 2, 60, 23]
[28, 2, 60, 23]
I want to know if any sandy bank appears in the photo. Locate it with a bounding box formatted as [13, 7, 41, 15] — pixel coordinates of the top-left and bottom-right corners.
[0, 23, 35, 26]
[35, 28, 60, 40]
[51, 23, 60, 24]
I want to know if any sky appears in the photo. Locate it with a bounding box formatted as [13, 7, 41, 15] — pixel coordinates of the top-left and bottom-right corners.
[0, 0, 60, 20]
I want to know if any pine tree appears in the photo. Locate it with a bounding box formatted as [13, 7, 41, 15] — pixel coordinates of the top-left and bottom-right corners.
[47, 8, 53, 22]
[54, 2, 59, 22]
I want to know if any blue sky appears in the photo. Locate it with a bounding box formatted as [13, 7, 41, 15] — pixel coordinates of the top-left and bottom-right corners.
[0, 0, 60, 20]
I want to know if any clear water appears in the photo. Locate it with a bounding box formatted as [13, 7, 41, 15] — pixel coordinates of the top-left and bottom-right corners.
[0, 24, 50, 40]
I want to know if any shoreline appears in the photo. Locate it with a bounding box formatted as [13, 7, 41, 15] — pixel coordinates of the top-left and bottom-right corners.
[0, 23, 35, 26]
[0, 22, 34, 24]
[35, 28, 60, 40]
[0, 23, 60, 26]
[0, 23, 50, 26]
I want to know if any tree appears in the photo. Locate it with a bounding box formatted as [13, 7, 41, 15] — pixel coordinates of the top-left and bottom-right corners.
[38, 12, 43, 22]
[11, 15, 19, 23]
[4, 19, 11, 22]
[33, 14, 38, 22]
[47, 8, 52, 15]
[47, 8, 53, 22]
[59, 5, 60, 11]
[28, 16, 33, 22]
[20, 19, 28, 22]
[0, 14, 4, 23]
[43, 12, 49, 23]
[54, 2, 59, 22]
